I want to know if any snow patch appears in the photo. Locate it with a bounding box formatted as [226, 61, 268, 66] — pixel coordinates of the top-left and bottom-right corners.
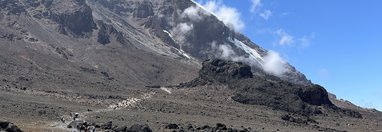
[230, 39, 263, 65]
[163, 30, 175, 42]
[160, 87, 172, 94]
[163, 30, 191, 59]
[179, 49, 191, 59]
[190, 0, 223, 22]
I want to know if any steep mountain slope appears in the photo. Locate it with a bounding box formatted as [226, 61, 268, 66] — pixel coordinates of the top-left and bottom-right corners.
[88, 0, 311, 85]
[1, 0, 382, 131]
[0, 0, 200, 91]
[0, 0, 309, 88]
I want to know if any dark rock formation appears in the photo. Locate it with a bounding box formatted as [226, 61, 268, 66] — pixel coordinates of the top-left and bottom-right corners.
[164, 123, 250, 132]
[67, 120, 90, 130]
[199, 59, 253, 83]
[100, 121, 113, 130]
[280, 114, 318, 125]
[312, 125, 347, 132]
[13, 0, 96, 37]
[66, 120, 152, 132]
[133, 1, 154, 18]
[165, 123, 179, 129]
[97, 24, 111, 45]
[178, 59, 252, 87]
[0, 121, 23, 132]
[112, 125, 128, 132]
[128, 124, 152, 132]
[215, 123, 227, 130]
[180, 59, 362, 118]
[230, 79, 329, 116]
[47, 1, 96, 37]
[96, 21, 128, 45]
[0, 0, 25, 15]
[298, 85, 333, 106]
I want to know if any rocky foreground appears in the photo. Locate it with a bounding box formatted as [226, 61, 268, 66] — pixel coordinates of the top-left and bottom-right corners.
[64, 119, 252, 132]
[0, 121, 22, 132]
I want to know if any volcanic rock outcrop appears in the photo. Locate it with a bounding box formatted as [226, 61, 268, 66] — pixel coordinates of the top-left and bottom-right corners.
[180, 59, 362, 117]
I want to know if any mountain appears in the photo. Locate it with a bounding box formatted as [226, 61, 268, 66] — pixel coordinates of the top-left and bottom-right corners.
[0, 0, 381, 131]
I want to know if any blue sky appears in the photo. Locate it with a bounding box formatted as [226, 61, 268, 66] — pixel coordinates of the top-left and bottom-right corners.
[196, 0, 382, 110]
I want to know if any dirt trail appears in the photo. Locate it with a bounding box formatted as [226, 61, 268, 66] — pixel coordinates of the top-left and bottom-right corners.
[50, 90, 162, 131]
[2, 87, 174, 131]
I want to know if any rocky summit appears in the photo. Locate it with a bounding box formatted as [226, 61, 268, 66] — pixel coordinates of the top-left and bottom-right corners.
[0, 0, 381, 131]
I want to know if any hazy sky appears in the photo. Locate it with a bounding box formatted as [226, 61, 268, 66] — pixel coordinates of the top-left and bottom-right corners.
[196, 0, 382, 110]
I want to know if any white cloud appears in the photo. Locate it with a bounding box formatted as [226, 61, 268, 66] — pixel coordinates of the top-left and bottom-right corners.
[250, 0, 262, 13]
[212, 42, 288, 77]
[218, 44, 236, 59]
[170, 23, 194, 43]
[276, 29, 294, 46]
[299, 32, 315, 49]
[170, 6, 209, 43]
[182, 6, 204, 21]
[274, 29, 315, 49]
[202, 1, 245, 32]
[262, 51, 288, 76]
[211, 42, 248, 64]
[178, 23, 193, 33]
[259, 10, 272, 20]
[203, 1, 218, 13]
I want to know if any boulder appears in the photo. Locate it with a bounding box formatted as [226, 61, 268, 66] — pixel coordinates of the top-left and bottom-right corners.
[113, 126, 128, 132]
[67, 120, 85, 129]
[165, 123, 179, 129]
[128, 124, 152, 132]
[101, 121, 113, 130]
[0, 121, 23, 132]
[216, 123, 227, 130]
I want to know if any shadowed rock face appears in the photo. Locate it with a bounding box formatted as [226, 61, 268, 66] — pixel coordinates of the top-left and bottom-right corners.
[18, 0, 96, 37]
[199, 59, 253, 83]
[0, 121, 23, 132]
[0, 0, 25, 15]
[180, 59, 362, 117]
[231, 81, 333, 115]
[49, 1, 96, 37]
[133, 1, 154, 18]
[96, 20, 127, 45]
